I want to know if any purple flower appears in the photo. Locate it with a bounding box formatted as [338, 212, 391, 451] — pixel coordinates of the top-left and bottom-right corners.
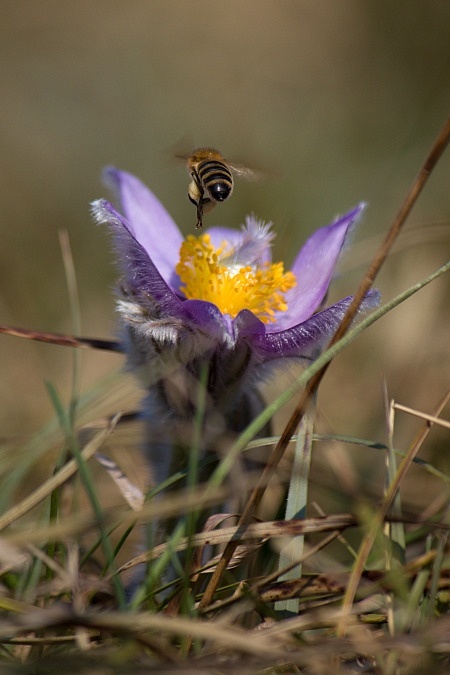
[92, 168, 377, 363]
[92, 168, 378, 486]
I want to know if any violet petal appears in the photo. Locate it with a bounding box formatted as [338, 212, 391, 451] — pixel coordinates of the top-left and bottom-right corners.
[274, 204, 366, 330]
[103, 167, 183, 289]
[233, 310, 266, 338]
[183, 299, 232, 342]
[92, 198, 183, 314]
[251, 289, 379, 361]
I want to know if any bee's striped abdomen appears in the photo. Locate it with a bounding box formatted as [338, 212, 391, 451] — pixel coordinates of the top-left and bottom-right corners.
[198, 160, 233, 202]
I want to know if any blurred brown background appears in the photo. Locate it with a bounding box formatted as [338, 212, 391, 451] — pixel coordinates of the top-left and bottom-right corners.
[0, 2, 448, 508]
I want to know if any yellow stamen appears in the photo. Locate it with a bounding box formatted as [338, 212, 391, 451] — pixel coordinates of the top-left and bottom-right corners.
[176, 234, 296, 324]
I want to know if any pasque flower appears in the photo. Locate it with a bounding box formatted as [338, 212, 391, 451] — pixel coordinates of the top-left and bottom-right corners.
[92, 169, 378, 488]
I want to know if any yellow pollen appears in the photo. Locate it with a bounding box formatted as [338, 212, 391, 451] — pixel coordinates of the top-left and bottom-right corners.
[175, 233, 296, 324]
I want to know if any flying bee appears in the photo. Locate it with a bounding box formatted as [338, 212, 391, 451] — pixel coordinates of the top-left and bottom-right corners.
[178, 147, 258, 228]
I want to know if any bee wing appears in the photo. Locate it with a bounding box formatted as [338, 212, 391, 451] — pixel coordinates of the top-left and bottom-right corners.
[227, 162, 262, 182]
[170, 134, 196, 162]
[174, 152, 192, 162]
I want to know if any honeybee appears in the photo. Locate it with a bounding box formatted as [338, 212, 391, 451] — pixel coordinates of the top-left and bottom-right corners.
[178, 147, 258, 228]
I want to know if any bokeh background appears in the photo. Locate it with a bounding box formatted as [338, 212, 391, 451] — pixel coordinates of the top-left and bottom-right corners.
[0, 2, 449, 514]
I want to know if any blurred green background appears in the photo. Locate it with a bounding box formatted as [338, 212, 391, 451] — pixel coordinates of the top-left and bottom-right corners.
[0, 2, 448, 509]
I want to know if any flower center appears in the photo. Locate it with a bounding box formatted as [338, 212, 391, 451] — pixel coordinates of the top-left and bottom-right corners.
[176, 233, 296, 324]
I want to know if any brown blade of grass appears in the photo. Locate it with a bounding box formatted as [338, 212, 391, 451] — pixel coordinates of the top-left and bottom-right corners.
[115, 513, 358, 574]
[0, 607, 290, 662]
[0, 324, 121, 352]
[393, 402, 450, 430]
[94, 452, 145, 511]
[199, 115, 450, 610]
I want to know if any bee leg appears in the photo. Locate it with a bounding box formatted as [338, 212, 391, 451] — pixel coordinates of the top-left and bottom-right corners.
[188, 192, 206, 229]
[190, 169, 205, 228]
[188, 170, 212, 228]
[196, 202, 204, 229]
